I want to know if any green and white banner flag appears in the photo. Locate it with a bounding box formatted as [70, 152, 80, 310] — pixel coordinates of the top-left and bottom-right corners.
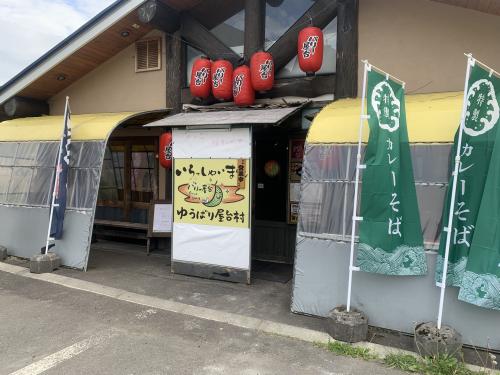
[357, 69, 427, 276]
[436, 64, 500, 287]
[457, 67, 500, 310]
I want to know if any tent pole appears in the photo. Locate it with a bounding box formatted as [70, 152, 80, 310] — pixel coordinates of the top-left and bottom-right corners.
[45, 96, 69, 254]
[436, 55, 474, 329]
[346, 60, 369, 312]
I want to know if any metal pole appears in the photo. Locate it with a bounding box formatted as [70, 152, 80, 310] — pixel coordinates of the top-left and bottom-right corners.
[436, 55, 473, 329]
[346, 60, 369, 312]
[45, 96, 69, 254]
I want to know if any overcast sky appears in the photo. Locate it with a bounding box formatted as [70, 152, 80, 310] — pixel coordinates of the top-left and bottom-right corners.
[0, 0, 116, 86]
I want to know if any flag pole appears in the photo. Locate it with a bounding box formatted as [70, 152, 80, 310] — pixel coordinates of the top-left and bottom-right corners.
[436, 54, 474, 329]
[346, 60, 369, 312]
[45, 96, 70, 254]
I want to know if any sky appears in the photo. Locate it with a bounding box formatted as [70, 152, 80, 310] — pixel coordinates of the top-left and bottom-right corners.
[0, 0, 116, 86]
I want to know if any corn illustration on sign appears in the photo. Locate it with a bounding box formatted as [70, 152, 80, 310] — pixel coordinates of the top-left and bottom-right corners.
[173, 158, 250, 228]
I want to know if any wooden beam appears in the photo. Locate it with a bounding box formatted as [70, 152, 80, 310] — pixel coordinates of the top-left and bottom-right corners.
[188, 0, 244, 30]
[335, 0, 358, 99]
[244, 0, 265, 60]
[3, 96, 49, 119]
[166, 30, 183, 113]
[258, 75, 335, 99]
[180, 13, 241, 65]
[268, 0, 338, 72]
[181, 75, 335, 103]
[137, 0, 180, 33]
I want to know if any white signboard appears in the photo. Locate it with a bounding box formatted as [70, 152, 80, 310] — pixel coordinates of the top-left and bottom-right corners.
[171, 127, 252, 275]
[152, 204, 172, 233]
[172, 127, 251, 158]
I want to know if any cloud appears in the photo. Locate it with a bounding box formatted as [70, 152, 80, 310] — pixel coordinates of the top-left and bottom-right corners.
[0, 0, 116, 86]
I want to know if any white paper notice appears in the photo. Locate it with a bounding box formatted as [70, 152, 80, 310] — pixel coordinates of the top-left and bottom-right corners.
[290, 183, 301, 202]
[153, 204, 173, 232]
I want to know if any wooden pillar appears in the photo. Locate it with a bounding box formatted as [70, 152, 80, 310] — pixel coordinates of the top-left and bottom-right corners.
[335, 0, 358, 99]
[244, 0, 266, 61]
[165, 30, 182, 114]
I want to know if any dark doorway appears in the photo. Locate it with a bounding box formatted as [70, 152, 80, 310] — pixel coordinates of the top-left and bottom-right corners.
[252, 127, 304, 265]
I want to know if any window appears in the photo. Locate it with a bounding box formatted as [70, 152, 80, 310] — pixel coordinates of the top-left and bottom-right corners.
[265, 0, 316, 48]
[96, 140, 157, 223]
[131, 144, 155, 203]
[210, 9, 245, 56]
[135, 38, 162, 72]
[185, 10, 245, 85]
[299, 144, 451, 249]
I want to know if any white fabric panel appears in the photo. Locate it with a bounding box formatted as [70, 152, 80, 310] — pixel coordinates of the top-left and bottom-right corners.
[173, 222, 250, 270]
[146, 106, 302, 126]
[172, 127, 251, 159]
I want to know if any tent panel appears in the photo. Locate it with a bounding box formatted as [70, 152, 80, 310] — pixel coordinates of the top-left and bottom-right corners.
[0, 206, 92, 269]
[0, 112, 137, 142]
[291, 235, 500, 350]
[308, 92, 463, 144]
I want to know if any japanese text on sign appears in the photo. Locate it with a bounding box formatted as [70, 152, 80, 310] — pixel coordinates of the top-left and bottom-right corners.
[174, 158, 249, 228]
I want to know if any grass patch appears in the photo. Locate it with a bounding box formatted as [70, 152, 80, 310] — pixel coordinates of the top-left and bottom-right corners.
[316, 340, 378, 361]
[384, 353, 488, 375]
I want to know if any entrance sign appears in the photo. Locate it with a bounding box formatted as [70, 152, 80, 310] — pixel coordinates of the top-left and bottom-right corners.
[356, 69, 426, 276]
[171, 127, 251, 281]
[173, 158, 249, 228]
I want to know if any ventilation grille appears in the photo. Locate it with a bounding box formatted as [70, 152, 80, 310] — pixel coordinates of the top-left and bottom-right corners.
[135, 38, 161, 72]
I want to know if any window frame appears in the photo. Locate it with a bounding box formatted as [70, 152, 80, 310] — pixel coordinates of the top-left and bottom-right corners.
[135, 37, 162, 73]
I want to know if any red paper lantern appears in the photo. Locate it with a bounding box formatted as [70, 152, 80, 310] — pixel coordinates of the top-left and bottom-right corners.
[250, 51, 274, 92]
[298, 26, 323, 75]
[211, 60, 233, 101]
[190, 57, 211, 99]
[233, 65, 255, 106]
[159, 132, 172, 169]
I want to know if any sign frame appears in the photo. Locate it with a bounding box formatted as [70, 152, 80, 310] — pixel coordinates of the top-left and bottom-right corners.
[147, 200, 173, 238]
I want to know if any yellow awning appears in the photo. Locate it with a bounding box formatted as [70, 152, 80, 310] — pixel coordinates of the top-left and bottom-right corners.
[0, 112, 137, 142]
[307, 92, 463, 144]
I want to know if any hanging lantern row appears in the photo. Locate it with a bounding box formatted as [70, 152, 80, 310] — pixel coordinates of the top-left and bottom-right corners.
[233, 65, 254, 106]
[212, 59, 233, 101]
[189, 56, 212, 99]
[298, 26, 324, 75]
[189, 53, 276, 106]
[188, 26, 323, 103]
[159, 131, 172, 169]
[250, 51, 274, 92]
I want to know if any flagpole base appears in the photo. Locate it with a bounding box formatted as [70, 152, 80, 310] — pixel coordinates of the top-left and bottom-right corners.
[325, 305, 368, 343]
[29, 252, 61, 274]
[414, 322, 462, 359]
[0, 246, 7, 261]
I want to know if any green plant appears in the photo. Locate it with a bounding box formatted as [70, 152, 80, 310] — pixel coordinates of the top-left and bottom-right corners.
[315, 340, 378, 360]
[384, 353, 488, 375]
[384, 353, 420, 373]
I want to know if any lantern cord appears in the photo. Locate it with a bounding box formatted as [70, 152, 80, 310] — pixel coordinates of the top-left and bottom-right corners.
[362, 60, 406, 88]
[465, 53, 500, 78]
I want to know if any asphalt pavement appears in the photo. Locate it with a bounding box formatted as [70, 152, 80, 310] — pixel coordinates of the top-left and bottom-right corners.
[0, 270, 405, 375]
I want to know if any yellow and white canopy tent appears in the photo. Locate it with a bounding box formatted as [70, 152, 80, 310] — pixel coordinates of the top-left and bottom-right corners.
[291, 91, 500, 351]
[0, 112, 140, 269]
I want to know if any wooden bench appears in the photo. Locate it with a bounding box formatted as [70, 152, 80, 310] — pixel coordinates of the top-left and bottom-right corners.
[93, 219, 152, 254]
